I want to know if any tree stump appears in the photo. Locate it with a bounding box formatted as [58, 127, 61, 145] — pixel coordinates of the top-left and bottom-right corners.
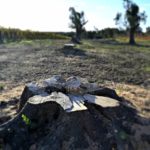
[63, 43, 75, 49]
[0, 76, 150, 150]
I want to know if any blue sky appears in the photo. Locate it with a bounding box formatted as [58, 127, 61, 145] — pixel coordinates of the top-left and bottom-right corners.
[0, 0, 149, 32]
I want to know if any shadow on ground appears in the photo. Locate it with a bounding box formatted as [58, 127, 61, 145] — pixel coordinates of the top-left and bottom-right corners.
[59, 47, 87, 57]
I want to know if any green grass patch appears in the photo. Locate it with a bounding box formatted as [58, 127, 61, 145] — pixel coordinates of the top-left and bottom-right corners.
[4, 39, 53, 48]
[20, 39, 52, 47]
[143, 66, 150, 72]
[77, 41, 95, 50]
[89, 38, 150, 53]
[116, 36, 129, 43]
[20, 40, 33, 44]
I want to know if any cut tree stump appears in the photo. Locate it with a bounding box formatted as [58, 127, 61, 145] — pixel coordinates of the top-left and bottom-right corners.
[0, 75, 150, 150]
[63, 43, 75, 49]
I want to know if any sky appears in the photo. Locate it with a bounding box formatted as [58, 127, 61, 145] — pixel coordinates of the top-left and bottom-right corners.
[0, 0, 149, 32]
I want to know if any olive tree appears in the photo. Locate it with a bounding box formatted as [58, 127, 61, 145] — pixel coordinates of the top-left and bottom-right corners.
[69, 7, 88, 43]
[114, 0, 147, 45]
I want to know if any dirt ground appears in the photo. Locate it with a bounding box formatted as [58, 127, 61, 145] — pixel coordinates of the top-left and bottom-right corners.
[0, 39, 150, 120]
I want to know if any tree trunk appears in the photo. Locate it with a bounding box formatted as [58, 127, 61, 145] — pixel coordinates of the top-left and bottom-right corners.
[129, 29, 136, 45]
[0, 98, 64, 149]
[72, 28, 81, 44]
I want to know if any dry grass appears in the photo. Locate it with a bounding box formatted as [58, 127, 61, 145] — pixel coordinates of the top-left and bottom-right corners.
[102, 81, 150, 117]
[0, 85, 24, 101]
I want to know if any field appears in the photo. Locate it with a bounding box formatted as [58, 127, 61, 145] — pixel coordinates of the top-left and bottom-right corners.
[0, 38, 150, 119]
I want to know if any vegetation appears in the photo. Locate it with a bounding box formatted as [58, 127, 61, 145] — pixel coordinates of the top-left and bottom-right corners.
[0, 27, 69, 44]
[82, 28, 125, 39]
[21, 114, 31, 125]
[69, 7, 88, 43]
[0, 1, 148, 45]
[114, 0, 147, 45]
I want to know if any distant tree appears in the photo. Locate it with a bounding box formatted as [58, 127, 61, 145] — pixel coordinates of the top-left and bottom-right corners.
[146, 27, 150, 34]
[114, 0, 147, 45]
[69, 7, 88, 43]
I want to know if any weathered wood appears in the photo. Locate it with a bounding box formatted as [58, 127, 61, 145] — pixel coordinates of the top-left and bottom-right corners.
[83, 94, 120, 108]
[18, 83, 48, 111]
[63, 43, 75, 49]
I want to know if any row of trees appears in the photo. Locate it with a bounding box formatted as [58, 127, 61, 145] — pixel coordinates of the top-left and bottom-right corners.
[69, 0, 148, 45]
[82, 28, 124, 39]
[0, 27, 68, 43]
[0, 26, 129, 44]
